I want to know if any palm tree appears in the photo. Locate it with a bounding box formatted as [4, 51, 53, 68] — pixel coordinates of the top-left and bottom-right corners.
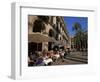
[73, 22, 84, 51]
[82, 31, 88, 51]
[73, 22, 82, 32]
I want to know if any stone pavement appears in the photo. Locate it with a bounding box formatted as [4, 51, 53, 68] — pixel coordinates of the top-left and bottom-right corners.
[52, 51, 88, 65]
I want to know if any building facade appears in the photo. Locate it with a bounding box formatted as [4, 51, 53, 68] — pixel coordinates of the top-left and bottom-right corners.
[28, 15, 69, 53]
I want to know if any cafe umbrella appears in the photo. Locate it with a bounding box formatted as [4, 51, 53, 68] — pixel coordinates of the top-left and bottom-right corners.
[28, 32, 56, 51]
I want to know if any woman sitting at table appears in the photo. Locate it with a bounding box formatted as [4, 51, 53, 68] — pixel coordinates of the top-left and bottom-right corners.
[54, 51, 60, 59]
[52, 51, 60, 62]
[49, 50, 54, 58]
[42, 51, 53, 66]
[35, 52, 44, 66]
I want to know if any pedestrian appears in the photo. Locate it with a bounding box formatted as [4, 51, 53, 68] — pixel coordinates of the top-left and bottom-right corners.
[64, 49, 68, 58]
[60, 50, 65, 62]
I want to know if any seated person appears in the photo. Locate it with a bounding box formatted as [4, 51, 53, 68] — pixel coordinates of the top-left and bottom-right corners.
[49, 50, 54, 58]
[52, 51, 60, 62]
[54, 51, 60, 59]
[28, 56, 34, 66]
[36, 52, 44, 66]
[42, 52, 53, 66]
[36, 56, 44, 66]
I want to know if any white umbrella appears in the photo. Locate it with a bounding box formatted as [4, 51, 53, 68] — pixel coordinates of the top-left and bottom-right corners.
[29, 33, 50, 43]
[28, 32, 56, 51]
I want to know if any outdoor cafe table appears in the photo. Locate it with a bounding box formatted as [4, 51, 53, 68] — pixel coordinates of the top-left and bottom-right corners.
[43, 58, 53, 65]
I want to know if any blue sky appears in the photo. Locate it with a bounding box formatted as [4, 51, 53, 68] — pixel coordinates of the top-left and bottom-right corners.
[63, 16, 88, 36]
